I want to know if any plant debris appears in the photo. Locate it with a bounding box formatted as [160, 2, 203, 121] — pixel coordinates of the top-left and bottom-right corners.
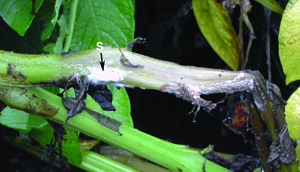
[86, 84, 116, 111]
[267, 124, 297, 169]
[7, 64, 26, 80]
[42, 120, 68, 171]
[119, 37, 146, 69]
[61, 82, 121, 141]
[203, 151, 260, 171]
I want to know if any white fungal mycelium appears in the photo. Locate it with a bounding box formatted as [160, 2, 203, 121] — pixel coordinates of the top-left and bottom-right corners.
[86, 67, 129, 85]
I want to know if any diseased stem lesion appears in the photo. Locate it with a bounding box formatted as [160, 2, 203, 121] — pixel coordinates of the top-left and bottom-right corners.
[0, 43, 298, 171]
[247, 72, 298, 172]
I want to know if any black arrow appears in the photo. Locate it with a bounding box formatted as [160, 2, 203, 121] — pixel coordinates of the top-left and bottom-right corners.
[99, 53, 105, 71]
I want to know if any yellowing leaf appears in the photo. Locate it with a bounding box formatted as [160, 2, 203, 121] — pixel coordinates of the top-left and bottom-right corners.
[285, 86, 300, 160]
[192, 0, 240, 71]
[279, 0, 300, 85]
[255, 0, 283, 14]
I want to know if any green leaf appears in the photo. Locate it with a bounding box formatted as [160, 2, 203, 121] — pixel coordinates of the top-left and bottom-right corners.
[279, 0, 300, 85]
[70, 0, 135, 50]
[192, 0, 240, 71]
[285, 86, 300, 160]
[43, 14, 68, 53]
[41, 0, 64, 41]
[0, 106, 82, 166]
[0, 0, 44, 36]
[106, 85, 132, 127]
[0, 15, 59, 54]
[86, 85, 133, 127]
[255, 0, 283, 14]
[42, 43, 55, 54]
[0, 107, 48, 135]
[60, 126, 82, 166]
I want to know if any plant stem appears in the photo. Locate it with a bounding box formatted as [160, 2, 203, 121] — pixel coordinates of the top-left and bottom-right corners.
[0, 48, 297, 171]
[248, 100, 271, 172]
[0, 136, 138, 172]
[79, 151, 139, 172]
[250, 73, 298, 172]
[0, 48, 255, 94]
[0, 86, 229, 172]
[63, 0, 78, 52]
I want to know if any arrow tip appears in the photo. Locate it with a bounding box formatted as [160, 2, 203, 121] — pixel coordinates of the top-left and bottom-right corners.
[99, 61, 105, 71]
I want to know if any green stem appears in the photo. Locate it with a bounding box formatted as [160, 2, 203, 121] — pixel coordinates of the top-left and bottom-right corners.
[1, 136, 138, 172]
[79, 151, 138, 172]
[63, 0, 78, 52]
[0, 48, 255, 94]
[0, 86, 230, 172]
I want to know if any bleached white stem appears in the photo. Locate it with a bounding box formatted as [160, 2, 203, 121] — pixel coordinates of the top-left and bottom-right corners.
[0, 47, 256, 110]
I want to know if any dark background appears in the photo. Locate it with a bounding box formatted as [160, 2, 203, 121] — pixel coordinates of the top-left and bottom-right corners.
[2, 0, 300, 171]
